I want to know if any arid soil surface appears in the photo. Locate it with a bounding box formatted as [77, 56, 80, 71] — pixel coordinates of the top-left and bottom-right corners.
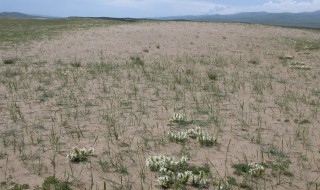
[0, 21, 320, 189]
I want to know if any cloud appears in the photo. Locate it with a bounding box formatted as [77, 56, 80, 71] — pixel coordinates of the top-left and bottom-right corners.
[98, 0, 228, 17]
[97, 0, 320, 17]
[218, 0, 320, 14]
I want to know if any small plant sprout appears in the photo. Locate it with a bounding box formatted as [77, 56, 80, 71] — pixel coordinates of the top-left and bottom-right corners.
[67, 147, 94, 162]
[170, 113, 188, 123]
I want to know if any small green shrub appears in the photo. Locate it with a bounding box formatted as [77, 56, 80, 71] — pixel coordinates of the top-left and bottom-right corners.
[41, 176, 71, 190]
[130, 55, 144, 66]
[70, 60, 81, 67]
[3, 58, 17, 64]
[0, 152, 7, 159]
[232, 162, 265, 177]
[248, 57, 260, 65]
[207, 70, 218, 80]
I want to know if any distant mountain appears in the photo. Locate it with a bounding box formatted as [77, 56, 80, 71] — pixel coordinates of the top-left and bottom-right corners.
[159, 10, 320, 29]
[0, 12, 54, 18]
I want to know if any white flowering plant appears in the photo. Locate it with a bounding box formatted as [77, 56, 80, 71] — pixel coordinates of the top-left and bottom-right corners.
[67, 147, 94, 162]
[168, 127, 217, 146]
[232, 162, 265, 178]
[170, 113, 188, 123]
[167, 131, 188, 143]
[248, 163, 265, 177]
[146, 155, 210, 188]
[197, 132, 218, 146]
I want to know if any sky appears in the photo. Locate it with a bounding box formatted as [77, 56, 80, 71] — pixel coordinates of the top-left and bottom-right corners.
[1, 0, 320, 18]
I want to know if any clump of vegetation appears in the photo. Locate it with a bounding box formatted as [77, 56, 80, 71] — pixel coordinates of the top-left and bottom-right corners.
[295, 39, 320, 51]
[0, 152, 7, 159]
[248, 57, 260, 65]
[168, 127, 217, 146]
[278, 55, 294, 60]
[0, 182, 29, 190]
[170, 113, 188, 123]
[168, 131, 188, 143]
[3, 58, 17, 65]
[197, 133, 217, 146]
[70, 60, 81, 68]
[289, 61, 311, 70]
[67, 147, 94, 162]
[41, 176, 71, 190]
[233, 159, 292, 178]
[146, 155, 210, 188]
[130, 55, 144, 66]
[232, 162, 265, 177]
[207, 70, 218, 80]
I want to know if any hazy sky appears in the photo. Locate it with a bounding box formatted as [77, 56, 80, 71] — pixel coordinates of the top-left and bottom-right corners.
[1, 0, 320, 18]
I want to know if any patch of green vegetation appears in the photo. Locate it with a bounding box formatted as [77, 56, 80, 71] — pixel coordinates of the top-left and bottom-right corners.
[232, 162, 265, 177]
[130, 55, 144, 66]
[298, 119, 311, 125]
[0, 182, 30, 190]
[146, 156, 210, 188]
[266, 160, 293, 177]
[3, 57, 17, 64]
[1, 68, 22, 78]
[248, 57, 260, 65]
[0, 17, 125, 46]
[70, 60, 81, 68]
[267, 145, 287, 158]
[39, 91, 55, 102]
[207, 70, 219, 81]
[295, 39, 320, 51]
[0, 152, 7, 159]
[41, 176, 71, 190]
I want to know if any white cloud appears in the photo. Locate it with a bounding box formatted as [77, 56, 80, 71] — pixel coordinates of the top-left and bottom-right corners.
[97, 0, 320, 17]
[218, 0, 320, 14]
[98, 0, 228, 16]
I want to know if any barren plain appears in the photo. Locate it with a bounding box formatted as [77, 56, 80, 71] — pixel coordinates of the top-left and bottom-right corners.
[0, 19, 320, 189]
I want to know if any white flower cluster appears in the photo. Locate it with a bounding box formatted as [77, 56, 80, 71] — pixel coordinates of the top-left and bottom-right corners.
[192, 170, 208, 187]
[168, 131, 188, 142]
[186, 127, 202, 139]
[146, 155, 188, 172]
[170, 113, 188, 123]
[197, 132, 217, 146]
[168, 127, 217, 146]
[67, 147, 94, 162]
[146, 155, 208, 188]
[248, 163, 265, 177]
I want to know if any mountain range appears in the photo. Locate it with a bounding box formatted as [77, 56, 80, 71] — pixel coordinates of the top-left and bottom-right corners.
[1, 11, 320, 29]
[159, 10, 320, 29]
[0, 12, 55, 18]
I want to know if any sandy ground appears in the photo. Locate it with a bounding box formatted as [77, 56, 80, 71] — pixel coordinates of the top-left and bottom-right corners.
[0, 21, 320, 189]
